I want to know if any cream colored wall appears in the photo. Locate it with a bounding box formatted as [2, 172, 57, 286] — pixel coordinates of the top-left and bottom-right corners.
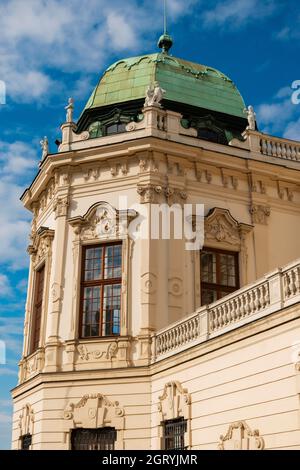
[151, 307, 300, 450]
[12, 304, 300, 450]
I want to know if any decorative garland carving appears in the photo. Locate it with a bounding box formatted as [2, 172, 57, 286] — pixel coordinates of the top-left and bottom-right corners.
[77, 342, 118, 361]
[63, 393, 125, 430]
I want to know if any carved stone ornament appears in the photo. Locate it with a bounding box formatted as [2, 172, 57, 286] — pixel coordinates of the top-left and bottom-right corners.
[63, 393, 125, 430]
[137, 184, 162, 204]
[77, 342, 118, 361]
[249, 204, 271, 225]
[18, 404, 34, 437]
[204, 208, 252, 248]
[54, 196, 69, 219]
[27, 228, 55, 269]
[158, 381, 191, 421]
[69, 202, 137, 242]
[218, 421, 265, 450]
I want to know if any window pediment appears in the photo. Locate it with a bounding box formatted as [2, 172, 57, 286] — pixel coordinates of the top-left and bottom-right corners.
[158, 381, 191, 421]
[63, 393, 124, 429]
[205, 208, 252, 250]
[69, 202, 137, 242]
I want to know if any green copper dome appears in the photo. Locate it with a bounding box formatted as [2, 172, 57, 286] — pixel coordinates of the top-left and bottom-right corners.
[84, 52, 245, 119]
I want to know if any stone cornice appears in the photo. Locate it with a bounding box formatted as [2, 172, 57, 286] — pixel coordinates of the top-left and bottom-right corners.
[21, 134, 300, 211]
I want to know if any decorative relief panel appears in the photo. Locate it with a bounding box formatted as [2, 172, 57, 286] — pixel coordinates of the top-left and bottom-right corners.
[137, 184, 187, 205]
[28, 228, 55, 269]
[54, 196, 69, 219]
[249, 204, 271, 225]
[168, 277, 183, 297]
[218, 421, 265, 450]
[63, 393, 125, 448]
[69, 202, 137, 242]
[158, 381, 191, 421]
[77, 342, 118, 362]
[18, 404, 34, 438]
[204, 208, 252, 248]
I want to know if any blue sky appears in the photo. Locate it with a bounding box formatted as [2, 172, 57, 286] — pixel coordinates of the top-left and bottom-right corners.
[0, 0, 299, 450]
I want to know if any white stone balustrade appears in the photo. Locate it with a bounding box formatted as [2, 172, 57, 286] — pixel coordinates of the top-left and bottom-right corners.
[260, 135, 300, 161]
[152, 259, 300, 361]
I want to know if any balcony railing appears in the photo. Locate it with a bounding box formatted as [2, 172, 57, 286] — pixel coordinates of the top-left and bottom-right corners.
[152, 259, 300, 361]
[260, 135, 300, 161]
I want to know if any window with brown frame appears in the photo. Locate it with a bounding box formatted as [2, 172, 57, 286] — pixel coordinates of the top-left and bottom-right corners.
[30, 264, 45, 355]
[80, 243, 122, 338]
[200, 248, 239, 305]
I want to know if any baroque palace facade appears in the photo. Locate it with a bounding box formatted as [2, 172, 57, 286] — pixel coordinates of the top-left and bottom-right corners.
[12, 34, 300, 450]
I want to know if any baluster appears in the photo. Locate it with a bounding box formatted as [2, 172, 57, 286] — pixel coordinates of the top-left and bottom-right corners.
[288, 271, 295, 296]
[291, 146, 297, 160]
[281, 144, 287, 159]
[272, 141, 277, 156]
[240, 295, 245, 317]
[225, 303, 231, 324]
[276, 142, 282, 157]
[229, 300, 235, 322]
[264, 284, 270, 305]
[234, 297, 240, 321]
[254, 288, 260, 311]
[296, 268, 300, 294]
[258, 285, 265, 308]
[217, 307, 223, 328]
[286, 145, 292, 159]
[249, 290, 255, 313]
[290, 270, 296, 295]
[283, 274, 290, 298]
[245, 293, 251, 315]
[267, 140, 272, 155]
[261, 139, 267, 155]
[211, 311, 217, 331]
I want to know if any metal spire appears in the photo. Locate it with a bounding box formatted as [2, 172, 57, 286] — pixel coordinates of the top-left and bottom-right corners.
[158, 0, 173, 54]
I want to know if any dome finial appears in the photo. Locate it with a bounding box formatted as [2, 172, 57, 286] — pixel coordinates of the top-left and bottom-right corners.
[158, 0, 173, 54]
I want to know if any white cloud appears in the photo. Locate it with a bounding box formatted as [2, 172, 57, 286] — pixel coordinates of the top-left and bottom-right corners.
[0, 141, 38, 270]
[256, 86, 300, 139]
[0, 0, 197, 103]
[0, 275, 12, 298]
[276, 15, 300, 40]
[284, 117, 300, 141]
[0, 367, 18, 377]
[0, 317, 23, 359]
[203, 0, 277, 28]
